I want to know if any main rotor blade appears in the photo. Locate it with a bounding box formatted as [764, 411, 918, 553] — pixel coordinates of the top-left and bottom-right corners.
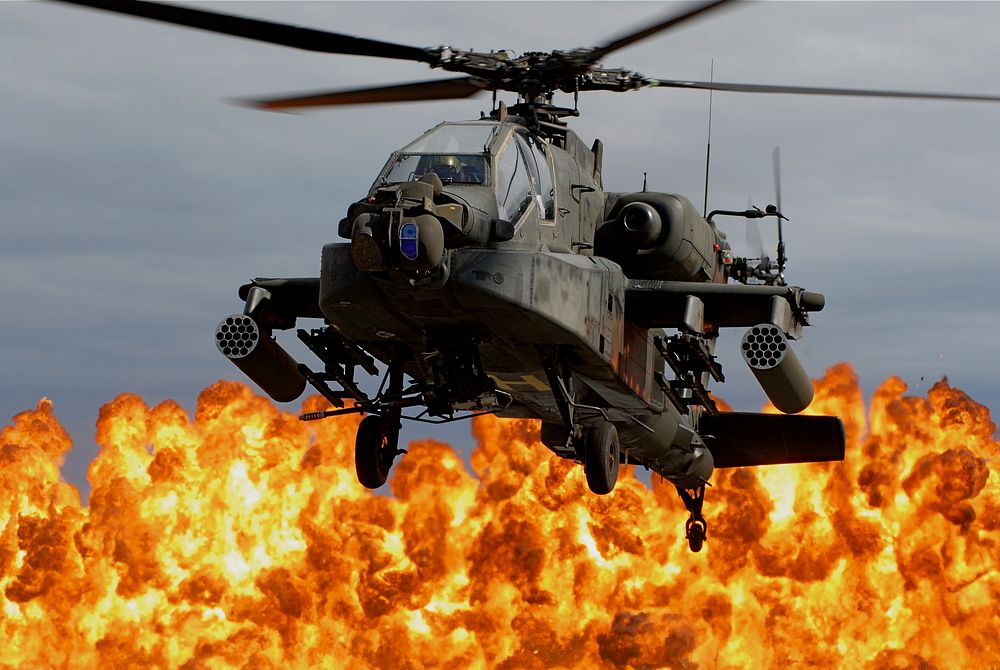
[647, 78, 1000, 103]
[51, 0, 436, 63]
[587, 0, 734, 64]
[243, 77, 488, 110]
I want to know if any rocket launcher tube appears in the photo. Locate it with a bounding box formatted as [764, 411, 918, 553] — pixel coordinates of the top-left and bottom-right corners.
[215, 314, 306, 403]
[740, 323, 813, 414]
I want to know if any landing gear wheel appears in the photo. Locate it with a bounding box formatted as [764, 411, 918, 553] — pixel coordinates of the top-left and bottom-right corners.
[355, 415, 397, 489]
[685, 518, 707, 553]
[677, 484, 709, 553]
[584, 421, 620, 495]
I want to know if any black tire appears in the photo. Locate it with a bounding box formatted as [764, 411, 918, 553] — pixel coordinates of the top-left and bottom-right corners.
[687, 521, 706, 553]
[355, 415, 391, 489]
[584, 421, 619, 495]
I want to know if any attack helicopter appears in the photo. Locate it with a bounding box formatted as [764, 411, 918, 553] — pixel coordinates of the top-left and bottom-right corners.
[52, 0, 1000, 552]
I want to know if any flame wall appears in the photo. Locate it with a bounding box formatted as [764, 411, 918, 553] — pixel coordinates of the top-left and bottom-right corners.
[2, 363, 997, 668]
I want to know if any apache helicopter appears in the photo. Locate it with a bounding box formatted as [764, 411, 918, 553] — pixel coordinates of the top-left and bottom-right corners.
[54, 0, 1000, 552]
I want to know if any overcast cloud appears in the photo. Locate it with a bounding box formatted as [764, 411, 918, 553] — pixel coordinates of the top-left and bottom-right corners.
[3, 1, 999, 497]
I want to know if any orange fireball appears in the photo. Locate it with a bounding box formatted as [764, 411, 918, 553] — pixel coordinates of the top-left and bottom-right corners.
[1, 363, 997, 668]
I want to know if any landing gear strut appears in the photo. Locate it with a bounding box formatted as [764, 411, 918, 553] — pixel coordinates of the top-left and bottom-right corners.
[677, 484, 708, 552]
[542, 352, 621, 497]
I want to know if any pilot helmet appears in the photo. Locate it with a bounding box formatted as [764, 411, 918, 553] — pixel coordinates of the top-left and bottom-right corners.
[429, 154, 463, 181]
[436, 155, 461, 169]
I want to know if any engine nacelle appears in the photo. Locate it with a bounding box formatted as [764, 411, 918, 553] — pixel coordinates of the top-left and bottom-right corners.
[618, 201, 662, 247]
[597, 192, 721, 282]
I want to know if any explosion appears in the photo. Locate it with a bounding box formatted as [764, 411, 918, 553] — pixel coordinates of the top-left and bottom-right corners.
[2, 363, 997, 668]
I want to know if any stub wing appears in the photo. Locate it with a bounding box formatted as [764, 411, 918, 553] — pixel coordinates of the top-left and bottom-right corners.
[700, 412, 845, 468]
[624, 280, 824, 337]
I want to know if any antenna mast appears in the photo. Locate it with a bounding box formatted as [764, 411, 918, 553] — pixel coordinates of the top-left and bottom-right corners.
[702, 59, 715, 218]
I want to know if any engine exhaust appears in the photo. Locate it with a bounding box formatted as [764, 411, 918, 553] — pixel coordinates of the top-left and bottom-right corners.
[215, 314, 306, 403]
[740, 324, 813, 414]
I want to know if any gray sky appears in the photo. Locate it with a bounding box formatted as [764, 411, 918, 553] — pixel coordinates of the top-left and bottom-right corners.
[3, 1, 999, 497]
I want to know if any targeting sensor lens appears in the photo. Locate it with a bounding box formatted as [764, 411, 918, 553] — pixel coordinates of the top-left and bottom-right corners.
[399, 222, 419, 261]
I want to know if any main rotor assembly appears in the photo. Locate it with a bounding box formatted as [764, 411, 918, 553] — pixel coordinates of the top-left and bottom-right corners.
[56, 0, 1000, 117]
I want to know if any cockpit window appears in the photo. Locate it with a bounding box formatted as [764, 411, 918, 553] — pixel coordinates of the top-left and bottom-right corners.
[514, 134, 555, 221]
[522, 136, 555, 220]
[384, 153, 487, 184]
[400, 123, 498, 154]
[496, 138, 533, 222]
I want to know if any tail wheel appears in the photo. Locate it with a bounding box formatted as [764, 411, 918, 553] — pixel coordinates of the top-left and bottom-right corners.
[584, 421, 620, 495]
[686, 518, 707, 553]
[355, 415, 394, 489]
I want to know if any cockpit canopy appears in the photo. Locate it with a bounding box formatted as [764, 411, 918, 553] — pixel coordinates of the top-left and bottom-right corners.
[378, 121, 555, 223]
[382, 122, 497, 185]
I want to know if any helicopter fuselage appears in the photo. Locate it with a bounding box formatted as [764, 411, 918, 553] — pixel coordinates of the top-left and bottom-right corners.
[218, 112, 838, 500]
[315, 117, 727, 485]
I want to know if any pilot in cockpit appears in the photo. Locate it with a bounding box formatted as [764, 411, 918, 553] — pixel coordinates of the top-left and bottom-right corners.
[418, 154, 485, 184]
[425, 155, 464, 182]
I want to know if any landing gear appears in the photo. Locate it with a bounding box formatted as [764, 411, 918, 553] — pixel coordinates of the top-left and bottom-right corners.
[541, 353, 621, 496]
[685, 517, 707, 552]
[355, 348, 405, 490]
[355, 414, 402, 489]
[584, 421, 620, 495]
[677, 484, 708, 552]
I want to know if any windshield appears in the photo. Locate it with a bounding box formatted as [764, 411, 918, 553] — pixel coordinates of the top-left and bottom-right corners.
[384, 153, 487, 184]
[383, 123, 498, 185]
